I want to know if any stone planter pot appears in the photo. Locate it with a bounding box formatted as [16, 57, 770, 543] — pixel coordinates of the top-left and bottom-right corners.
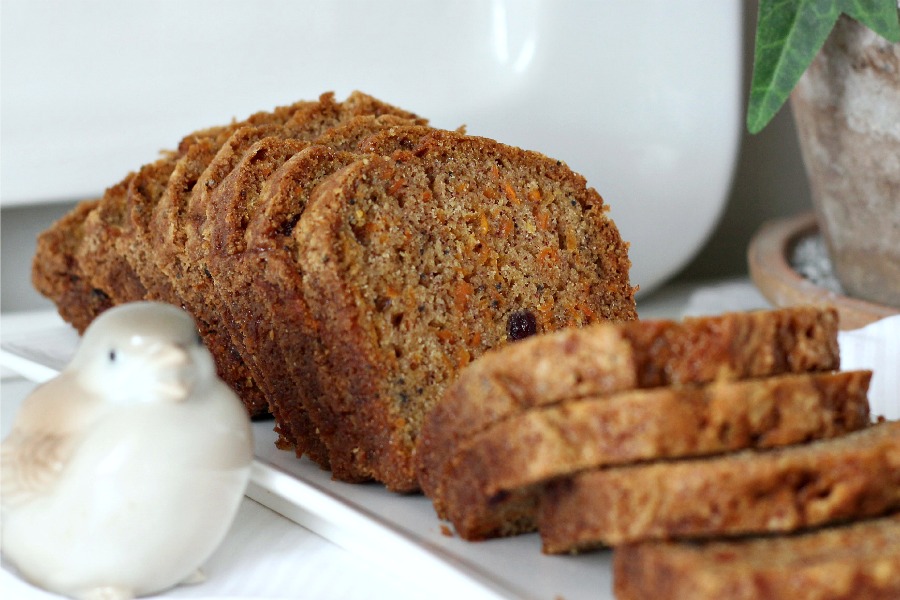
[790, 13, 900, 308]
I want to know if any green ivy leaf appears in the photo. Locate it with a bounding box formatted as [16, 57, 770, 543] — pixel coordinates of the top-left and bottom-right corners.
[746, 0, 900, 134]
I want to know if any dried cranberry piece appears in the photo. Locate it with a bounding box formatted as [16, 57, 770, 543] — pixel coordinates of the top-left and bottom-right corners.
[507, 310, 537, 341]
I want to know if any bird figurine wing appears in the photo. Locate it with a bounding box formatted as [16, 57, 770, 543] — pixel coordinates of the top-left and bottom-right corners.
[1, 373, 103, 510]
[1, 429, 72, 508]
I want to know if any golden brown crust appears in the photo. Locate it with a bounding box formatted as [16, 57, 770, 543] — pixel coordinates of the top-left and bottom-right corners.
[441, 370, 872, 540]
[416, 306, 841, 512]
[297, 129, 636, 491]
[538, 421, 900, 553]
[613, 513, 900, 600]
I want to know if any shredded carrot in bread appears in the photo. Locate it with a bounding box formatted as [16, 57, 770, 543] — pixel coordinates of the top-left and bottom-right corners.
[538, 246, 559, 267]
[534, 206, 551, 231]
[504, 182, 520, 205]
[389, 178, 405, 195]
[454, 281, 475, 312]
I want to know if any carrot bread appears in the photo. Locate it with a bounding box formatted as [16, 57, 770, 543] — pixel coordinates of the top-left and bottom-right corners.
[613, 513, 900, 600]
[440, 369, 872, 540]
[35, 98, 323, 416]
[537, 420, 900, 553]
[204, 117, 422, 458]
[248, 126, 442, 476]
[30, 92, 637, 489]
[294, 129, 636, 491]
[75, 172, 149, 308]
[32, 198, 111, 333]
[209, 120, 427, 462]
[203, 135, 326, 459]
[151, 92, 425, 419]
[236, 145, 370, 459]
[416, 306, 841, 512]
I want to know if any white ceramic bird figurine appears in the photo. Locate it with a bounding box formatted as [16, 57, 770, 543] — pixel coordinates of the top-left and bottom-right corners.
[1, 301, 253, 600]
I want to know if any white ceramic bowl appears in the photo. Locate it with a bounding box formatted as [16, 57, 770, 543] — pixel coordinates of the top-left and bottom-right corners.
[2, 0, 742, 294]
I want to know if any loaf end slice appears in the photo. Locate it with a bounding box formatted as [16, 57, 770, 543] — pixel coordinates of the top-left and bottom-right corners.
[32, 199, 111, 332]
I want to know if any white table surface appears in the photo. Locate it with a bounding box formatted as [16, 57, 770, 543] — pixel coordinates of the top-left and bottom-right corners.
[0, 278, 772, 600]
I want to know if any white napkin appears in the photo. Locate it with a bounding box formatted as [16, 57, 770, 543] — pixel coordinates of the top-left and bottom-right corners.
[679, 278, 899, 421]
[838, 315, 900, 421]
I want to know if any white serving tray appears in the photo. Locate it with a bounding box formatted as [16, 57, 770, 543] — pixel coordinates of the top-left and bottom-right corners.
[5, 309, 897, 599]
[0, 312, 614, 600]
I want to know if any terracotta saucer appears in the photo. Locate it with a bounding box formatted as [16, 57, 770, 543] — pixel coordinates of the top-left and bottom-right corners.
[748, 212, 899, 331]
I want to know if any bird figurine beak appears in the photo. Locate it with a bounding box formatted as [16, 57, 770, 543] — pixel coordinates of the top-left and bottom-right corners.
[150, 344, 195, 403]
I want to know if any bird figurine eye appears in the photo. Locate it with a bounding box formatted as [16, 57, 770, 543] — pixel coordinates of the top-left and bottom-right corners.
[108, 349, 117, 363]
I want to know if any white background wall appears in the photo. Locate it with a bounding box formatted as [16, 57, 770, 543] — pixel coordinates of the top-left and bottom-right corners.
[1, 0, 810, 313]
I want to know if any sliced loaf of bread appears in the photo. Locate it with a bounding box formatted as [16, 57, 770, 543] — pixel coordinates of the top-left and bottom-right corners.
[537, 420, 900, 553]
[150, 92, 425, 419]
[294, 129, 637, 491]
[441, 369, 872, 540]
[416, 306, 841, 513]
[206, 117, 425, 459]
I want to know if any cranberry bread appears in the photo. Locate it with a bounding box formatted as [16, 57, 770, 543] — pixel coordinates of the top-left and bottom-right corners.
[416, 306, 841, 511]
[294, 129, 637, 491]
[441, 369, 872, 540]
[613, 513, 900, 600]
[538, 420, 900, 553]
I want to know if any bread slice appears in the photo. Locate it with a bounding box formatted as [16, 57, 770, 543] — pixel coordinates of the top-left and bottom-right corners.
[76, 99, 318, 315]
[440, 369, 872, 540]
[118, 100, 315, 306]
[38, 100, 320, 416]
[136, 101, 314, 304]
[74, 172, 150, 308]
[202, 135, 321, 456]
[32, 198, 111, 333]
[613, 513, 900, 600]
[538, 420, 900, 553]
[416, 306, 841, 510]
[151, 92, 425, 420]
[294, 129, 637, 491]
[206, 117, 426, 460]
[245, 126, 443, 478]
